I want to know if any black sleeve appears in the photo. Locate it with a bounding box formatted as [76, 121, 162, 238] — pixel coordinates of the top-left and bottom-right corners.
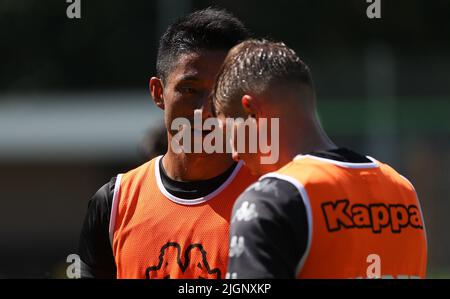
[78, 177, 117, 278]
[227, 177, 309, 279]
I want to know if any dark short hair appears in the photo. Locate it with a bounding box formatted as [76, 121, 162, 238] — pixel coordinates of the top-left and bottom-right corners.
[156, 8, 250, 82]
[213, 39, 313, 114]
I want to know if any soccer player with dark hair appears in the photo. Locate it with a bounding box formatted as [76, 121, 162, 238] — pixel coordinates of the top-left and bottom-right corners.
[212, 39, 427, 278]
[78, 8, 256, 279]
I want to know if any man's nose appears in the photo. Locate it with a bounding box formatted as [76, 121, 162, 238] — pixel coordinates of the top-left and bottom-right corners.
[196, 93, 213, 120]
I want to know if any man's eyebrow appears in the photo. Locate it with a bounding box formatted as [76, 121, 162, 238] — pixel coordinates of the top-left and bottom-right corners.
[177, 74, 200, 82]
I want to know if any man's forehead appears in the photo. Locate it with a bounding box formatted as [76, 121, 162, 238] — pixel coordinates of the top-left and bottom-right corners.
[169, 50, 227, 82]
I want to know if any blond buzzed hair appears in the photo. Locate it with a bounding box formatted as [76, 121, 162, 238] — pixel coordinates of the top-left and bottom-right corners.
[212, 39, 314, 115]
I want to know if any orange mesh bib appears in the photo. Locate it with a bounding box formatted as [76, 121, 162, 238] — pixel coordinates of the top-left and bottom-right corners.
[262, 155, 427, 279]
[110, 156, 256, 279]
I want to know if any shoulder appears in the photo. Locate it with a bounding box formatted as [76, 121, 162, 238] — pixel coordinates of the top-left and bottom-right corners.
[123, 157, 159, 177]
[89, 176, 117, 214]
[271, 157, 331, 183]
[120, 156, 160, 186]
[377, 160, 418, 193]
[233, 176, 306, 220]
[242, 176, 301, 202]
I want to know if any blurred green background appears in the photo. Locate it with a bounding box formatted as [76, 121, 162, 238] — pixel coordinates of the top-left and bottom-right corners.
[0, 0, 449, 278]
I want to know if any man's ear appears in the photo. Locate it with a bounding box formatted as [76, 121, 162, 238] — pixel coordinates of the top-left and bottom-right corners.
[241, 95, 260, 118]
[149, 77, 164, 110]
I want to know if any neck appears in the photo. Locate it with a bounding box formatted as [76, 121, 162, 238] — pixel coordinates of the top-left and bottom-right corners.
[275, 115, 337, 170]
[162, 144, 234, 181]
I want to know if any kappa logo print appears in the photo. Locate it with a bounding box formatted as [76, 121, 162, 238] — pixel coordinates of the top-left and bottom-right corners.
[229, 236, 245, 258]
[321, 199, 423, 233]
[145, 242, 221, 279]
[232, 201, 258, 223]
[250, 179, 280, 197]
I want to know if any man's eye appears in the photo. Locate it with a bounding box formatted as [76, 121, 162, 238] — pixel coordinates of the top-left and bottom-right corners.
[181, 87, 197, 94]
